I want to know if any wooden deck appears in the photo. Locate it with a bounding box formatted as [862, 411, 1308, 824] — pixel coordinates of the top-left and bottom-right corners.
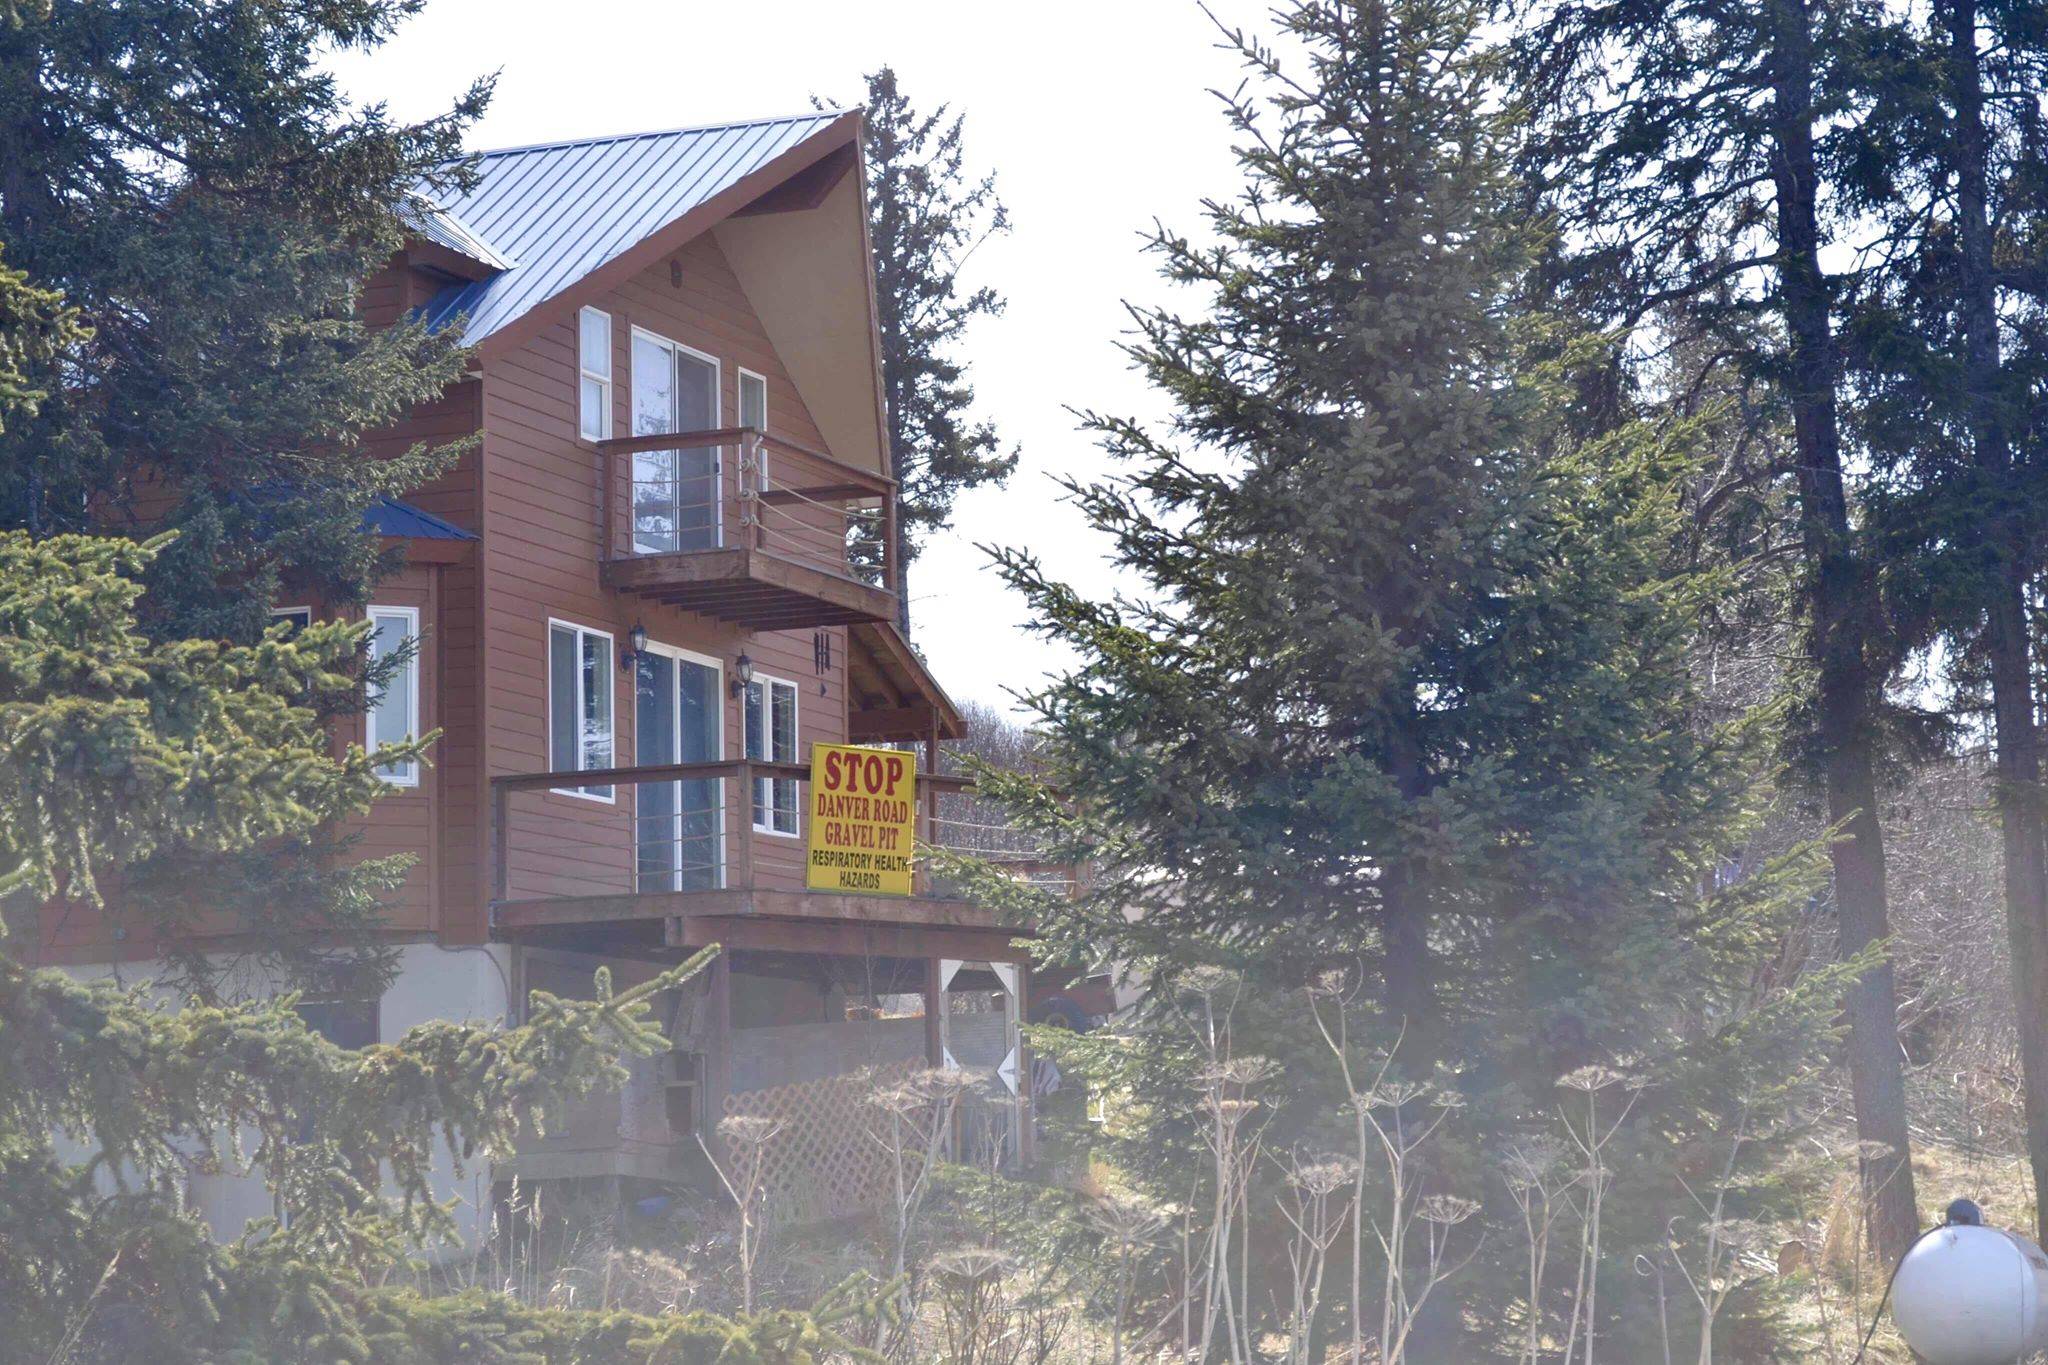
[491, 887, 1028, 962]
[596, 426, 899, 631]
[600, 544, 893, 628]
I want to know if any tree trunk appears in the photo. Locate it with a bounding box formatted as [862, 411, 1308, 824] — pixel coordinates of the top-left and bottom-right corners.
[895, 559, 912, 635]
[1766, 0, 1920, 1261]
[1947, 0, 2048, 1242]
[889, 422, 914, 637]
[1382, 705, 1439, 1070]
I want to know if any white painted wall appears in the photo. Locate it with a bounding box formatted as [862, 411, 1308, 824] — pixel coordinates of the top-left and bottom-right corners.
[57, 942, 515, 1252]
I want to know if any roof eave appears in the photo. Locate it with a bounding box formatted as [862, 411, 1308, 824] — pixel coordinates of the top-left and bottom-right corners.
[849, 619, 967, 742]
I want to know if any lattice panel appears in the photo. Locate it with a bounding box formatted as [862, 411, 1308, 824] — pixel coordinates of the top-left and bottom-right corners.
[723, 1059, 922, 1226]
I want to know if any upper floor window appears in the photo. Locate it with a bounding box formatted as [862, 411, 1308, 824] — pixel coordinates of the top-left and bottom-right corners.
[744, 674, 798, 836]
[271, 606, 311, 635]
[738, 369, 769, 487]
[579, 307, 612, 441]
[738, 369, 767, 430]
[367, 606, 420, 787]
[549, 619, 615, 800]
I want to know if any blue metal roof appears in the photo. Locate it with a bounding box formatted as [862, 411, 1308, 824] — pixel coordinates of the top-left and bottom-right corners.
[412, 111, 847, 344]
[364, 495, 477, 541]
[401, 194, 517, 271]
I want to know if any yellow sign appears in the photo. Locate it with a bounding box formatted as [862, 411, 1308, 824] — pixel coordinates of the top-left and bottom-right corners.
[806, 743, 917, 896]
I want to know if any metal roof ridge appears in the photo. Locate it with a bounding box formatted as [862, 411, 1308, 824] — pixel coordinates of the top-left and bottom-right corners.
[467, 108, 846, 162]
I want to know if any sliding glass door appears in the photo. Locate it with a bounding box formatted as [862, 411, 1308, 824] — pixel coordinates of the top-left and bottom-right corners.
[629, 331, 721, 555]
[634, 647, 723, 892]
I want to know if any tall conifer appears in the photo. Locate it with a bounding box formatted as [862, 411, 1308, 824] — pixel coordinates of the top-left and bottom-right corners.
[0, 0, 490, 991]
[0, 0, 484, 642]
[1843, 0, 2048, 1238]
[968, 3, 1849, 1346]
[991, 0, 1752, 1065]
[1510, 0, 1926, 1257]
[858, 66, 1017, 634]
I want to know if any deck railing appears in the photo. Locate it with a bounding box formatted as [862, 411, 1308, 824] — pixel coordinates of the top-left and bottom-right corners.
[594, 427, 898, 590]
[487, 758, 1028, 910]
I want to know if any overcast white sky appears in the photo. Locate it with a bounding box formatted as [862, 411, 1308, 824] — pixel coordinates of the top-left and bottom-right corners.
[326, 0, 1273, 716]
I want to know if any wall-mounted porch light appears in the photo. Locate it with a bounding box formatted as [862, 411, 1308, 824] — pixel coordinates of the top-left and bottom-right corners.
[619, 621, 648, 671]
[730, 651, 754, 698]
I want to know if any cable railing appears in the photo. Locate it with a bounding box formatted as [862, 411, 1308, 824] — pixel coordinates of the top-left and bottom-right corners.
[488, 758, 1026, 911]
[926, 814, 1076, 895]
[487, 759, 1075, 913]
[594, 426, 899, 593]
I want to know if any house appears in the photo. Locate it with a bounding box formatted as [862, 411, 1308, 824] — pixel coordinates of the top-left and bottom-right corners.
[33, 110, 1037, 1240]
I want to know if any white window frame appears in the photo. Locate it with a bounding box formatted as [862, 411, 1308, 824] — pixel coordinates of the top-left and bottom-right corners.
[578, 306, 613, 442]
[639, 641, 727, 759]
[547, 617, 616, 803]
[736, 368, 768, 429]
[271, 606, 312, 633]
[637, 640, 728, 891]
[366, 605, 421, 788]
[737, 367, 769, 487]
[744, 671, 801, 838]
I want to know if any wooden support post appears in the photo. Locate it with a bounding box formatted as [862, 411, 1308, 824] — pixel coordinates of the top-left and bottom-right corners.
[1015, 959, 1034, 1168]
[490, 782, 510, 905]
[925, 710, 942, 841]
[936, 960, 955, 1068]
[705, 950, 733, 1158]
[743, 430, 765, 551]
[923, 957, 944, 1067]
[729, 764, 753, 891]
[884, 480, 902, 614]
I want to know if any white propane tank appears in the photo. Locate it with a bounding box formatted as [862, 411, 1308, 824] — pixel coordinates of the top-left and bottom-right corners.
[1892, 1221, 2048, 1365]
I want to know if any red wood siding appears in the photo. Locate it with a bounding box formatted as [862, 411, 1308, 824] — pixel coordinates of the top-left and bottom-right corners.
[357, 566, 440, 931]
[361, 375, 486, 942]
[37, 224, 874, 961]
[480, 233, 851, 912]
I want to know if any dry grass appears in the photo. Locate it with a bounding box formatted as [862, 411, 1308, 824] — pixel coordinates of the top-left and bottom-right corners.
[408, 1122, 2042, 1362]
[1774, 1135, 2036, 1363]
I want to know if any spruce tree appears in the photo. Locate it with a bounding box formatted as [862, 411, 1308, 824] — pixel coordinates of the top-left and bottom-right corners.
[0, 525, 892, 1362]
[0, 246, 75, 424]
[0, 0, 490, 992]
[1841, 0, 2048, 1239]
[858, 66, 1017, 633]
[0, 0, 483, 643]
[0, 172, 882, 1365]
[990, 0, 1750, 1056]
[966, 0, 1846, 1349]
[1508, 0, 1927, 1257]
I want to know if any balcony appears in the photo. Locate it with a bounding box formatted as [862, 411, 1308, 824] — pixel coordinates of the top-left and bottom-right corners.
[486, 759, 1049, 963]
[487, 757, 1070, 1185]
[595, 427, 898, 630]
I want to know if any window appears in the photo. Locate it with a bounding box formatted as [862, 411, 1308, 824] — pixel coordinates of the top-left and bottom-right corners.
[744, 674, 799, 835]
[579, 307, 612, 441]
[738, 369, 767, 430]
[293, 995, 379, 1144]
[549, 620, 615, 799]
[296, 997, 379, 1050]
[738, 369, 769, 487]
[271, 606, 311, 635]
[630, 329, 722, 553]
[367, 606, 420, 786]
